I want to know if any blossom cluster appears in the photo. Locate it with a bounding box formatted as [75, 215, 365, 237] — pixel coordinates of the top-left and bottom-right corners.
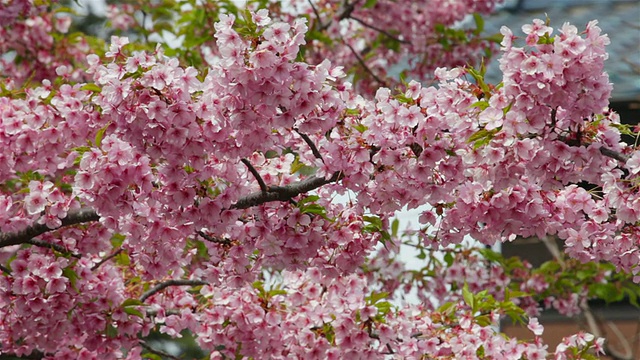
[0, 0, 88, 87]
[0, 3, 636, 359]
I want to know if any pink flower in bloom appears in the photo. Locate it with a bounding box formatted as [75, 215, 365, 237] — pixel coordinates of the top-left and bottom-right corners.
[626, 151, 640, 175]
[527, 317, 544, 336]
[24, 180, 53, 215]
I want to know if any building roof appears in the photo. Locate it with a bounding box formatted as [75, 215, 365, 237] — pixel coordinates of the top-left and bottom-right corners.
[483, 0, 640, 101]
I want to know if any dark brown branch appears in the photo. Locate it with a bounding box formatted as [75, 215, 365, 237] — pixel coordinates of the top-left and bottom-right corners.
[342, 39, 387, 87]
[599, 146, 630, 163]
[0, 263, 11, 274]
[91, 248, 123, 271]
[295, 129, 324, 161]
[0, 351, 45, 360]
[319, 0, 357, 31]
[241, 158, 268, 194]
[196, 230, 232, 246]
[140, 279, 208, 302]
[348, 15, 409, 44]
[307, 0, 324, 29]
[232, 171, 343, 210]
[139, 340, 182, 360]
[0, 171, 344, 249]
[0, 208, 100, 249]
[24, 238, 81, 258]
[409, 143, 423, 158]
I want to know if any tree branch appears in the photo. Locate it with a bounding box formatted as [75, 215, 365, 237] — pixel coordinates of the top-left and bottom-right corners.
[342, 39, 387, 87]
[0, 171, 344, 249]
[196, 230, 232, 246]
[0, 263, 10, 274]
[295, 129, 324, 161]
[307, 0, 324, 29]
[24, 238, 81, 258]
[0, 208, 100, 249]
[91, 248, 123, 271]
[599, 146, 630, 163]
[241, 158, 268, 194]
[139, 340, 182, 360]
[231, 171, 343, 209]
[348, 15, 409, 44]
[140, 279, 208, 302]
[318, 0, 357, 31]
[0, 351, 44, 360]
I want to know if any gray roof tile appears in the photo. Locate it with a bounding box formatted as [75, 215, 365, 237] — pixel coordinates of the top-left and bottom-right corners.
[484, 0, 640, 100]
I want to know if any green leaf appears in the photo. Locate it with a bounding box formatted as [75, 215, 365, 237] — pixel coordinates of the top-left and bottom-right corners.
[381, 35, 401, 53]
[363, 0, 378, 8]
[121, 298, 143, 307]
[298, 195, 320, 206]
[80, 83, 101, 93]
[264, 150, 279, 158]
[473, 136, 492, 149]
[374, 301, 393, 315]
[502, 101, 514, 115]
[462, 283, 475, 311]
[307, 30, 334, 46]
[624, 285, 640, 307]
[300, 203, 330, 220]
[470, 100, 489, 110]
[345, 108, 361, 116]
[581, 354, 599, 360]
[105, 323, 118, 338]
[366, 291, 389, 304]
[391, 218, 399, 238]
[591, 283, 624, 303]
[538, 260, 561, 274]
[268, 289, 287, 297]
[123, 307, 144, 319]
[484, 33, 504, 44]
[475, 314, 491, 327]
[437, 301, 456, 315]
[352, 123, 367, 133]
[478, 248, 502, 263]
[443, 251, 454, 266]
[467, 128, 492, 143]
[115, 251, 130, 266]
[62, 267, 79, 290]
[141, 353, 162, 360]
[472, 13, 484, 36]
[94, 124, 108, 148]
[363, 216, 383, 229]
[110, 233, 126, 247]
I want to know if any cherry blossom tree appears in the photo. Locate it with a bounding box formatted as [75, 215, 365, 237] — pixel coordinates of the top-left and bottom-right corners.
[0, 0, 638, 359]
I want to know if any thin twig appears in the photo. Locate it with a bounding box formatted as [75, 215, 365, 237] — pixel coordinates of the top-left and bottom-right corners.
[139, 340, 182, 360]
[0, 263, 11, 274]
[348, 15, 409, 44]
[91, 248, 123, 271]
[241, 158, 268, 194]
[25, 238, 81, 258]
[319, 0, 357, 31]
[307, 0, 324, 29]
[196, 230, 232, 246]
[140, 279, 208, 302]
[342, 39, 387, 87]
[295, 129, 324, 161]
